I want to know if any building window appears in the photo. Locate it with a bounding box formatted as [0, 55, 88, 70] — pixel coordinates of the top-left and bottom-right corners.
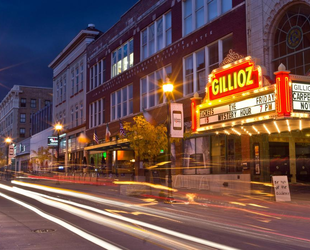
[45, 100, 51, 106]
[80, 103, 83, 124]
[80, 63, 84, 91]
[112, 39, 134, 78]
[183, 35, 232, 95]
[30, 99, 36, 108]
[60, 80, 63, 102]
[20, 98, 26, 107]
[183, 0, 232, 36]
[20, 113, 26, 123]
[102, 99, 106, 124]
[111, 84, 133, 121]
[140, 65, 171, 110]
[75, 105, 79, 127]
[141, 11, 172, 60]
[71, 107, 74, 127]
[71, 70, 74, 95]
[98, 99, 101, 125]
[76, 67, 79, 93]
[89, 99, 105, 128]
[63, 76, 66, 101]
[90, 67, 94, 91]
[20, 128, 25, 137]
[89, 59, 106, 91]
[273, 4, 310, 75]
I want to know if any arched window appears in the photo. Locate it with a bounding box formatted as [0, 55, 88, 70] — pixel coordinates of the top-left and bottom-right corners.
[273, 4, 310, 75]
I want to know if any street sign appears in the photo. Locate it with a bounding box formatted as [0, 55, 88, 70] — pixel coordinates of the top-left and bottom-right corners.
[48, 136, 58, 146]
[9, 145, 15, 159]
[170, 103, 184, 138]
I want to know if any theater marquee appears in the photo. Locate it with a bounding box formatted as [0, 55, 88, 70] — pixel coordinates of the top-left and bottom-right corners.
[192, 56, 279, 132]
[292, 82, 310, 111]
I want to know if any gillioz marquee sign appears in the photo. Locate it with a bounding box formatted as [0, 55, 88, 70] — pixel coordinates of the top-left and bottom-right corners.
[206, 57, 262, 101]
[191, 56, 278, 132]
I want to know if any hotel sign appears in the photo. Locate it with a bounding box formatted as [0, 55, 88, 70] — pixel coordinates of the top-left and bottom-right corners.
[292, 82, 310, 111]
[199, 93, 275, 126]
[207, 59, 262, 101]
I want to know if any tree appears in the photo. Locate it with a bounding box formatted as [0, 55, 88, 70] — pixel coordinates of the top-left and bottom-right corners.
[31, 146, 51, 169]
[0, 150, 6, 167]
[123, 115, 168, 164]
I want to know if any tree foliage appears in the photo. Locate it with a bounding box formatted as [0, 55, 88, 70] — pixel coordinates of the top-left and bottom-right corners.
[123, 115, 168, 162]
[0, 150, 6, 167]
[31, 146, 51, 166]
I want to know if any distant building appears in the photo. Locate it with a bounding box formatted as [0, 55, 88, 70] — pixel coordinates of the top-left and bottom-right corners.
[31, 103, 53, 136]
[0, 85, 52, 167]
[15, 137, 30, 173]
[49, 24, 102, 168]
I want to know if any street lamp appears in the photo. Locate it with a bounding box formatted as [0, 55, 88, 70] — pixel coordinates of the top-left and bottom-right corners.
[5, 137, 12, 166]
[54, 123, 63, 165]
[5, 137, 12, 180]
[54, 123, 63, 185]
[163, 77, 173, 201]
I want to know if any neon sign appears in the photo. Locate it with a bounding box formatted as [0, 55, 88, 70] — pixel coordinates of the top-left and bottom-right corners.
[206, 58, 262, 101]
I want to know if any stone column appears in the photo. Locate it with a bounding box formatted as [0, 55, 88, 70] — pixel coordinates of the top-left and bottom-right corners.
[289, 136, 296, 183]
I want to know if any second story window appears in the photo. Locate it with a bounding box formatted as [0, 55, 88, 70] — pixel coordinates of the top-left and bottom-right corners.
[89, 98, 105, 128]
[76, 67, 79, 93]
[111, 84, 133, 121]
[183, 0, 232, 36]
[141, 11, 172, 60]
[183, 35, 232, 96]
[30, 99, 36, 108]
[111, 39, 134, 78]
[140, 65, 171, 111]
[89, 59, 106, 91]
[20, 98, 26, 107]
[71, 70, 74, 95]
[20, 128, 25, 138]
[80, 63, 84, 91]
[20, 113, 26, 123]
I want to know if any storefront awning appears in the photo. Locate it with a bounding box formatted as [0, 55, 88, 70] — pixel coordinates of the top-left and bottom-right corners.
[84, 138, 130, 152]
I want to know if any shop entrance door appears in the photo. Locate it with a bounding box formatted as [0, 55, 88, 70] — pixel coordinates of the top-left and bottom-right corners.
[296, 144, 310, 182]
[269, 142, 290, 177]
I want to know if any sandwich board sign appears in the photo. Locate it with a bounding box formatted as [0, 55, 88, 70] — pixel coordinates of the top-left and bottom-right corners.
[272, 176, 291, 202]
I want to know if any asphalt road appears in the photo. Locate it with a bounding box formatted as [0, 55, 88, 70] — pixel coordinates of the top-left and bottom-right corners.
[0, 179, 310, 250]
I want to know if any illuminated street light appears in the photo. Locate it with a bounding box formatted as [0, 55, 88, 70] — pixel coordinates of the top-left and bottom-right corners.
[163, 77, 173, 202]
[54, 123, 63, 165]
[5, 137, 12, 166]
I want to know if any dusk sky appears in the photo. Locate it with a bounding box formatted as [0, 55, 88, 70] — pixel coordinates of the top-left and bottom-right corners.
[0, 0, 138, 101]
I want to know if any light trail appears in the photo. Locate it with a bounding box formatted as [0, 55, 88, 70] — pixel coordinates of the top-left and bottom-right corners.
[6, 181, 238, 250]
[0, 190, 122, 250]
[9, 181, 310, 247]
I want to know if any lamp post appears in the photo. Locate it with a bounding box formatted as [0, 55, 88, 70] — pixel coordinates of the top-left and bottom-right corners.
[54, 123, 63, 166]
[5, 137, 12, 166]
[163, 78, 173, 201]
[54, 123, 63, 184]
[5, 137, 12, 180]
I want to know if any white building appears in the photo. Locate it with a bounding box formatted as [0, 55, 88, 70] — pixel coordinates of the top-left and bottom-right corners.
[30, 127, 54, 172]
[49, 24, 102, 169]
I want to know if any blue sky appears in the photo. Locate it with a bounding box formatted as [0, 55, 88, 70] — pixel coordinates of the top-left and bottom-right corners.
[0, 0, 138, 101]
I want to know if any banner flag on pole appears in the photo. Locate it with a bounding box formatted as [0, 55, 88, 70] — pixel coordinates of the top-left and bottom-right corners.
[93, 129, 99, 144]
[105, 123, 111, 141]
